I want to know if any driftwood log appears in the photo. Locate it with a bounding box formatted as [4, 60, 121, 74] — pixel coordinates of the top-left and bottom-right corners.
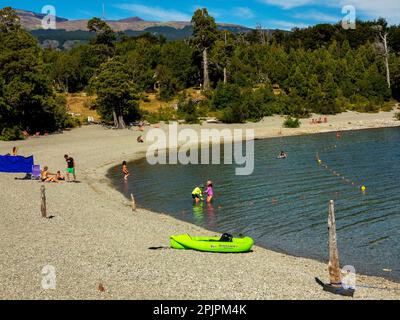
[328, 200, 341, 286]
[315, 200, 355, 297]
[41, 185, 47, 218]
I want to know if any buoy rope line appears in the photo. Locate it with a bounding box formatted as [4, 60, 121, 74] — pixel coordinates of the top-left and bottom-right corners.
[316, 142, 366, 193]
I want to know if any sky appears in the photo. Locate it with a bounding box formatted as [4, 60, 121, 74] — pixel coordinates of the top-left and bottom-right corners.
[2, 0, 400, 29]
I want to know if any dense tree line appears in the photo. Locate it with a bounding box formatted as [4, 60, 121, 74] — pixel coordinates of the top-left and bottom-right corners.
[1, 7, 400, 138]
[0, 7, 77, 140]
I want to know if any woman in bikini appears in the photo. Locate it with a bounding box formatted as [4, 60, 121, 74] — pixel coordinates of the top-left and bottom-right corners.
[41, 166, 58, 182]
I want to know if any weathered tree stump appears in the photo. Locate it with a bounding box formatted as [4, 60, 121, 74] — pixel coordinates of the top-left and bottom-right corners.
[41, 185, 47, 218]
[328, 200, 341, 286]
[315, 200, 355, 297]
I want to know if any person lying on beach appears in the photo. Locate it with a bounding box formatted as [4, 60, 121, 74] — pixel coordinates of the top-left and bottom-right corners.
[191, 186, 204, 204]
[41, 166, 57, 182]
[122, 161, 130, 180]
[277, 151, 287, 159]
[56, 171, 65, 181]
[204, 180, 214, 203]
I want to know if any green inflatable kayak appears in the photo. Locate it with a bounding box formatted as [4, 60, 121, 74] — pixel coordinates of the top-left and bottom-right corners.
[170, 233, 254, 253]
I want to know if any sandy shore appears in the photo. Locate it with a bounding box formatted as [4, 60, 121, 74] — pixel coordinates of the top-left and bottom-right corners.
[1, 111, 400, 299]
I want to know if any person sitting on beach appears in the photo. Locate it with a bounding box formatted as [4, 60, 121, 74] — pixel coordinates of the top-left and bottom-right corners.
[191, 186, 204, 204]
[278, 151, 287, 159]
[41, 166, 57, 182]
[56, 171, 65, 181]
[122, 161, 130, 181]
[137, 135, 144, 143]
[204, 180, 214, 203]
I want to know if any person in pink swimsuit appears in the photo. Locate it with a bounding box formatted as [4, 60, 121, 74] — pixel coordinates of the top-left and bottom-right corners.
[204, 180, 214, 203]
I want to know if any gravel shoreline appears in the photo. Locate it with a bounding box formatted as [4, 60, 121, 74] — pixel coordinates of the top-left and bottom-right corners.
[1, 112, 399, 299]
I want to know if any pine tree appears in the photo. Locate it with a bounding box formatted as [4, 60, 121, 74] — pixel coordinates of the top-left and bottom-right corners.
[191, 8, 218, 90]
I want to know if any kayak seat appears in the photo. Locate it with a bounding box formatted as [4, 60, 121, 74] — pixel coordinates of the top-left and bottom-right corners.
[219, 233, 233, 242]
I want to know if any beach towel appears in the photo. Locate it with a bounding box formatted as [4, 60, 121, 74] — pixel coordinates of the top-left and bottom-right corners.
[0, 155, 34, 173]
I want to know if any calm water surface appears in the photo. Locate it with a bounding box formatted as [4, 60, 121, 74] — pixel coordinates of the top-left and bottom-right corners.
[108, 127, 400, 281]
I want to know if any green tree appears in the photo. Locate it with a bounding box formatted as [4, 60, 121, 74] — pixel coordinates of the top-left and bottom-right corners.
[211, 31, 235, 84]
[191, 8, 218, 90]
[155, 64, 178, 101]
[0, 7, 20, 33]
[0, 7, 71, 139]
[160, 41, 198, 88]
[87, 17, 116, 46]
[90, 60, 140, 128]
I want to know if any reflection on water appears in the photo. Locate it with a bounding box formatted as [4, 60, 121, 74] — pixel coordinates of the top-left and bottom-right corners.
[192, 203, 204, 224]
[108, 127, 400, 282]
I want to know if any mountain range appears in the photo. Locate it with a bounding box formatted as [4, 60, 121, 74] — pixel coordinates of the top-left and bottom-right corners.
[16, 8, 252, 32]
[12, 9, 276, 48]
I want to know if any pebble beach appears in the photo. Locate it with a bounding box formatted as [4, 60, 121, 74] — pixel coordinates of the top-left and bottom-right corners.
[1, 111, 400, 300]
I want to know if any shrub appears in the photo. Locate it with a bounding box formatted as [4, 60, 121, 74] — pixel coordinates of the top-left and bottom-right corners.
[217, 104, 249, 123]
[394, 112, 400, 121]
[0, 126, 24, 141]
[283, 116, 301, 128]
[211, 82, 242, 111]
[177, 99, 200, 124]
[142, 107, 176, 124]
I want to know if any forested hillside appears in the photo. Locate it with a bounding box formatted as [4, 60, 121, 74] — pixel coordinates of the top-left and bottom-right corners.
[1, 7, 400, 139]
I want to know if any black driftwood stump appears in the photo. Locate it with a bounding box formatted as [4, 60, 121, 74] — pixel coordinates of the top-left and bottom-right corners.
[315, 277, 355, 297]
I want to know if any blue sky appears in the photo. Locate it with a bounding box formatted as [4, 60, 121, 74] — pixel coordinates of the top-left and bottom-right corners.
[3, 0, 400, 29]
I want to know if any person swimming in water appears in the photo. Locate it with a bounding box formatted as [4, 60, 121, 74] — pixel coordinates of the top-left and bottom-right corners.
[278, 151, 287, 159]
[204, 180, 214, 203]
[191, 186, 203, 204]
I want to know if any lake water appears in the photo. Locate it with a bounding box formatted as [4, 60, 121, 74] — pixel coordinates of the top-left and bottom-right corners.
[107, 127, 400, 282]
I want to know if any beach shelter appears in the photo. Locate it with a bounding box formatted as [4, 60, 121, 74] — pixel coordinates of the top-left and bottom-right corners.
[0, 155, 34, 173]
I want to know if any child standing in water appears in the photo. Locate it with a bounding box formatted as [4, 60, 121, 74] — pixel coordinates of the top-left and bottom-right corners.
[122, 161, 130, 180]
[191, 186, 203, 204]
[204, 180, 214, 203]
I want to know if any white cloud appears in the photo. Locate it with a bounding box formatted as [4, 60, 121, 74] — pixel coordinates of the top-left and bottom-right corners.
[116, 4, 191, 21]
[232, 7, 255, 19]
[259, 0, 318, 9]
[338, 0, 400, 24]
[260, 0, 400, 24]
[267, 19, 310, 30]
[293, 10, 339, 23]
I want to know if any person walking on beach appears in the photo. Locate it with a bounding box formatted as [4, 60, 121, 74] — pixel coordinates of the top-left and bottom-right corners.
[12, 146, 18, 156]
[204, 180, 214, 203]
[64, 154, 76, 182]
[122, 161, 130, 180]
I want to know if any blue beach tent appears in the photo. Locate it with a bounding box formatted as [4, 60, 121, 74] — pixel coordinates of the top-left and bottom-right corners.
[0, 155, 34, 173]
